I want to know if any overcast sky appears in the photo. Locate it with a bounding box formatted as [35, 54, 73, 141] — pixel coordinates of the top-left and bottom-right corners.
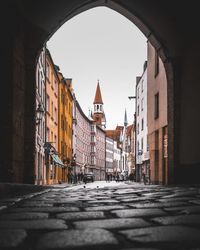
[47, 6, 147, 129]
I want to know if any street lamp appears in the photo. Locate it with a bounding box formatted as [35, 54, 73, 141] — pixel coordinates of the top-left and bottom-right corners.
[36, 103, 45, 125]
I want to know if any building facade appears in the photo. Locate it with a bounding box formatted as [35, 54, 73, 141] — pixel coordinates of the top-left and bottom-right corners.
[45, 49, 64, 184]
[35, 48, 46, 185]
[58, 72, 73, 183]
[105, 136, 114, 180]
[95, 124, 106, 180]
[135, 62, 150, 182]
[126, 124, 135, 176]
[147, 41, 168, 184]
[73, 99, 92, 175]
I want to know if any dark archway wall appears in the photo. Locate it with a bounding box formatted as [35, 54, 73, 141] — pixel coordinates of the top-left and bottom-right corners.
[0, 0, 200, 183]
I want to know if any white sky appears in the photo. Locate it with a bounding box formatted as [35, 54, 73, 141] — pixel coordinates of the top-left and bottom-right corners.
[47, 6, 147, 129]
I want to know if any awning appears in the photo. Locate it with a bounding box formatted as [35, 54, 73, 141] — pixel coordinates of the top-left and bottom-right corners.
[51, 154, 65, 167]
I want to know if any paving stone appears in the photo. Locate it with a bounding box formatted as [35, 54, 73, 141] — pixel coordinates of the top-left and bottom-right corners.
[120, 226, 200, 243]
[0, 205, 7, 211]
[189, 200, 200, 205]
[87, 199, 119, 204]
[0, 212, 49, 220]
[112, 208, 166, 218]
[9, 206, 80, 213]
[130, 201, 187, 208]
[56, 211, 105, 220]
[85, 205, 127, 211]
[37, 229, 118, 249]
[152, 214, 200, 225]
[0, 219, 68, 229]
[74, 218, 151, 229]
[158, 197, 192, 202]
[20, 202, 53, 207]
[0, 229, 27, 247]
[164, 205, 200, 214]
[121, 197, 155, 202]
[162, 190, 199, 198]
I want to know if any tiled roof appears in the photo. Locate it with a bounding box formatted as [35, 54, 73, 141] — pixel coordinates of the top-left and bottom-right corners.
[93, 81, 103, 104]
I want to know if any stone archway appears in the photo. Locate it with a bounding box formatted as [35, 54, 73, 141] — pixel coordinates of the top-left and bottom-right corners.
[1, 0, 199, 184]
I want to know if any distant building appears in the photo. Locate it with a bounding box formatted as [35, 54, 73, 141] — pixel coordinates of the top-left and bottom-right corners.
[113, 140, 121, 175]
[147, 41, 168, 184]
[95, 124, 106, 180]
[135, 62, 150, 181]
[73, 98, 92, 175]
[105, 136, 114, 180]
[35, 47, 46, 185]
[126, 124, 135, 176]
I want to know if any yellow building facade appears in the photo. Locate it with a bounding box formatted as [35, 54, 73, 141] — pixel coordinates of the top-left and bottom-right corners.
[58, 73, 73, 183]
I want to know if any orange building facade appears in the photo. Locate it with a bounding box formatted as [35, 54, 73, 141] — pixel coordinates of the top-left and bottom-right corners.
[45, 50, 64, 184]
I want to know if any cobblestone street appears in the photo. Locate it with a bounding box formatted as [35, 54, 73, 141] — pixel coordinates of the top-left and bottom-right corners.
[0, 181, 200, 249]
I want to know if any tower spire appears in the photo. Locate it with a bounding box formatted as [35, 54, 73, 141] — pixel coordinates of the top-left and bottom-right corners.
[124, 109, 128, 127]
[93, 80, 103, 104]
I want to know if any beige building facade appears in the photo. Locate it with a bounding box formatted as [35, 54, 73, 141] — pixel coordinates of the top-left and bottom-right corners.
[147, 41, 168, 184]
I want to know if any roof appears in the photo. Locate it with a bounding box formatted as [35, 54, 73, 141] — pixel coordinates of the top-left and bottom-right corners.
[106, 129, 121, 141]
[93, 81, 103, 104]
[126, 124, 133, 136]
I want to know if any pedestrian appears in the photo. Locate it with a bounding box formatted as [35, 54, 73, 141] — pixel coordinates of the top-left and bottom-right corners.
[78, 172, 81, 183]
[116, 173, 119, 182]
[142, 168, 146, 185]
[83, 174, 87, 184]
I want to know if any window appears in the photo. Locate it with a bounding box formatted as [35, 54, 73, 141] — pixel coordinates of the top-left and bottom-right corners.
[141, 98, 144, 111]
[51, 101, 53, 117]
[154, 93, 159, 119]
[141, 138, 143, 150]
[154, 50, 159, 77]
[137, 87, 140, 99]
[137, 105, 139, 116]
[46, 128, 49, 141]
[137, 141, 140, 154]
[137, 123, 139, 134]
[141, 118, 144, 131]
[54, 135, 57, 145]
[46, 95, 49, 112]
[54, 108, 57, 122]
[46, 63, 50, 79]
[141, 79, 144, 92]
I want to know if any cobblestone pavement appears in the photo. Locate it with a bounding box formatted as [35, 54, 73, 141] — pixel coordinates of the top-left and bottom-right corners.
[0, 182, 200, 250]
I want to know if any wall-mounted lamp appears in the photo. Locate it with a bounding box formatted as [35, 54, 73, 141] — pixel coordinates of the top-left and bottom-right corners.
[128, 96, 136, 100]
[36, 103, 45, 125]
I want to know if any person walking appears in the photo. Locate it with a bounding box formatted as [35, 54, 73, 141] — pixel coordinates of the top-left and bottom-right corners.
[142, 168, 146, 185]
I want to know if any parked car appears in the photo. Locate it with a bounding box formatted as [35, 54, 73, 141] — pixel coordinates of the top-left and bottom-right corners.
[83, 173, 94, 183]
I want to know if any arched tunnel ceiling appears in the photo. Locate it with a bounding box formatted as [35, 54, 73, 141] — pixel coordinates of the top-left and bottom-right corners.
[8, 0, 200, 58]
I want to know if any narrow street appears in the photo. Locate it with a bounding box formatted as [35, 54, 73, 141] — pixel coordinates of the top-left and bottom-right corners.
[0, 182, 200, 249]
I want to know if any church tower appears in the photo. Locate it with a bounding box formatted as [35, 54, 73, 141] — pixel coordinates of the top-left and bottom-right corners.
[124, 108, 128, 128]
[92, 80, 106, 128]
